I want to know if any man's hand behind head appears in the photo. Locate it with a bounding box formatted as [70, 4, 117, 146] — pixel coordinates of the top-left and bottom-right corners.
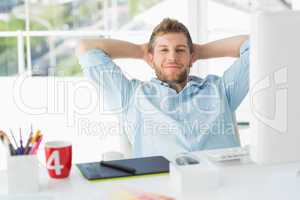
[140, 43, 152, 66]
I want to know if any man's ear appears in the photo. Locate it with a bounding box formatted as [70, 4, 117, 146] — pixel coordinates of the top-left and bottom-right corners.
[148, 52, 154, 68]
[191, 52, 197, 64]
[188, 52, 197, 68]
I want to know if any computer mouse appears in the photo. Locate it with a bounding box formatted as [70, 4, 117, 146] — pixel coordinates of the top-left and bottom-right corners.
[175, 155, 200, 166]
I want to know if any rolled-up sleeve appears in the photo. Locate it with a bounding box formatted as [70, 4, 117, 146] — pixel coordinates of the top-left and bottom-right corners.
[222, 40, 250, 111]
[79, 49, 139, 113]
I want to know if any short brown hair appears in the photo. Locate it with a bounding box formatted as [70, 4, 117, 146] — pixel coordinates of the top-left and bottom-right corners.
[148, 18, 193, 53]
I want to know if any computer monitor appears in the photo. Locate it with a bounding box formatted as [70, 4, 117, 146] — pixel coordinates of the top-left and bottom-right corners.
[250, 11, 300, 164]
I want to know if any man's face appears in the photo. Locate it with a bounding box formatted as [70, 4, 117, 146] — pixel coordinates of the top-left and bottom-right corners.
[149, 33, 194, 84]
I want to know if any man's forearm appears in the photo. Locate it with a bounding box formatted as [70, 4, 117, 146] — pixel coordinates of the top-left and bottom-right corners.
[77, 38, 144, 59]
[194, 35, 249, 59]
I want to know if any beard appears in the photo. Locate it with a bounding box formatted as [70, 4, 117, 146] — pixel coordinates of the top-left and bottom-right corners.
[153, 64, 190, 85]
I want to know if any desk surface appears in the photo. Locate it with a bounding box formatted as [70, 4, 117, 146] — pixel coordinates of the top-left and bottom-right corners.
[1, 152, 300, 200]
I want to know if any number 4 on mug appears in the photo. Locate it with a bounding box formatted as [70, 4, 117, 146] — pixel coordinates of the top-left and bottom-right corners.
[46, 150, 64, 175]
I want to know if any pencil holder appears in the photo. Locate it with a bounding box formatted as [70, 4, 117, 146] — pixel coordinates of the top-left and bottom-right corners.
[7, 154, 39, 194]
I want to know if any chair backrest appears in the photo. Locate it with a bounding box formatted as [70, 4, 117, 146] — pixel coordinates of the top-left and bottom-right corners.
[232, 112, 241, 146]
[119, 128, 133, 158]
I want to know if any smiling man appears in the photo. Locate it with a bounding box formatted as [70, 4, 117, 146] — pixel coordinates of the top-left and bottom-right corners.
[148, 31, 193, 92]
[77, 18, 249, 159]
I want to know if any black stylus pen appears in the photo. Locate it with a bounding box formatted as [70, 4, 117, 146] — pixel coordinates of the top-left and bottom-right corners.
[100, 161, 136, 175]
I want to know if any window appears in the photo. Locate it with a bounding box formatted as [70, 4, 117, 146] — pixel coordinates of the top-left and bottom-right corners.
[0, 0, 174, 77]
[0, 37, 19, 76]
[206, 1, 250, 76]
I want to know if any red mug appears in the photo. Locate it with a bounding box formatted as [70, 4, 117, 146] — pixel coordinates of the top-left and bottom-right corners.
[45, 141, 72, 179]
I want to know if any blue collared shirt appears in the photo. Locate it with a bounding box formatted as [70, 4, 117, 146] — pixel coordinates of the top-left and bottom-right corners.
[79, 40, 249, 159]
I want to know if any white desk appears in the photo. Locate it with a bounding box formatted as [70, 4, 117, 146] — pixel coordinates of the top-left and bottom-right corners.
[1, 153, 300, 200]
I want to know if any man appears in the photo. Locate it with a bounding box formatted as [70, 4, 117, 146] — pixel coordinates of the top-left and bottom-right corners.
[77, 18, 249, 159]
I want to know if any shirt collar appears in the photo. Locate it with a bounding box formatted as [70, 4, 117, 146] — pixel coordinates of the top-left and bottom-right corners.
[150, 76, 205, 88]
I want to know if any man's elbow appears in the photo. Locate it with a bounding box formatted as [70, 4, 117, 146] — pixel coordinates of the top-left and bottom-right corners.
[76, 40, 91, 57]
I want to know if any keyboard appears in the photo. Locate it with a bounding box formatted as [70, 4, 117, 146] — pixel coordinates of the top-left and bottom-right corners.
[204, 146, 249, 162]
